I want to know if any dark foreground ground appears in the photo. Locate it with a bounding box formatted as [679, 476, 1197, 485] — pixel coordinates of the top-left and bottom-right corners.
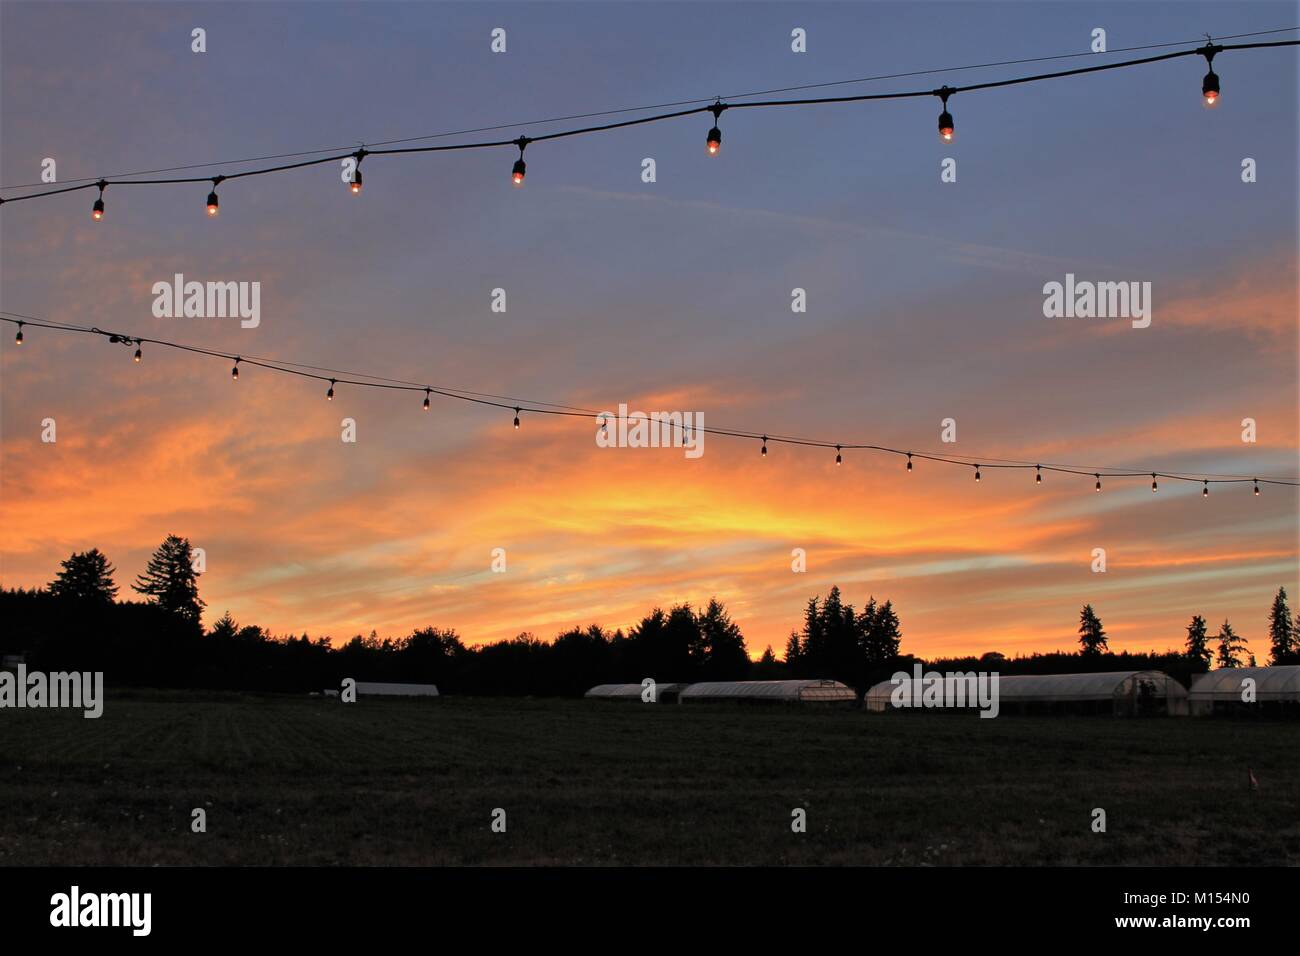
[1, 691, 1297, 865]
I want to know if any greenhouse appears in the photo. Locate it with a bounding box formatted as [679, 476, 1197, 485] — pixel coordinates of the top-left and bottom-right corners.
[864, 669, 1189, 716]
[584, 682, 689, 703]
[1188, 665, 1300, 716]
[679, 679, 855, 705]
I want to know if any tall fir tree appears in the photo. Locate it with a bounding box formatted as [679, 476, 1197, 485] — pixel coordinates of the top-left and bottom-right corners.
[697, 598, 750, 680]
[1267, 587, 1295, 664]
[1184, 614, 1212, 670]
[48, 548, 119, 604]
[783, 631, 803, 676]
[132, 534, 205, 625]
[1077, 604, 1108, 657]
[1215, 619, 1248, 669]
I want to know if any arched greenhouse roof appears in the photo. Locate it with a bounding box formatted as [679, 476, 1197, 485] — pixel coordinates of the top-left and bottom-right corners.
[680, 679, 854, 702]
[1189, 665, 1300, 701]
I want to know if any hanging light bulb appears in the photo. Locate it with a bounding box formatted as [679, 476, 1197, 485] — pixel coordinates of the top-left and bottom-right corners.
[1094, 474, 1102, 492]
[1202, 480, 1209, 497]
[835, 445, 842, 466]
[974, 465, 981, 482]
[15, 322, 24, 345]
[906, 453, 913, 473]
[511, 137, 529, 186]
[422, 388, 431, 411]
[134, 343, 142, 363]
[326, 379, 335, 401]
[1200, 43, 1222, 107]
[1202, 70, 1220, 106]
[206, 177, 222, 217]
[706, 102, 725, 155]
[513, 407, 521, 429]
[1254, 480, 1260, 496]
[935, 86, 955, 142]
[231, 357, 240, 380]
[1035, 465, 1042, 484]
[92, 180, 106, 221]
[600, 415, 609, 436]
[350, 149, 366, 194]
[1151, 473, 1158, 493]
[761, 436, 768, 457]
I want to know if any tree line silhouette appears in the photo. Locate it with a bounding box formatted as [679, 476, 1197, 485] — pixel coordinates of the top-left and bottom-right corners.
[2, 536, 1296, 696]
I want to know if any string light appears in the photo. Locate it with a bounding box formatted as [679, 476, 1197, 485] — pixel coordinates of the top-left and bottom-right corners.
[974, 465, 981, 482]
[133, 343, 142, 363]
[206, 176, 223, 217]
[835, 445, 842, 466]
[5, 313, 1297, 495]
[92, 180, 105, 221]
[3, 37, 1295, 215]
[350, 149, 366, 194]
[422, 388, 431, 411]
[1035, 464, 1042, 484]
[1203, 480, 1210, 497]
[231, 357, 240, 380]
[511, 137, 528, 186]
[706, 102, 725, 155]
[1152, 473, 1159, 493]
[1201, 43, 1222, 105]
[936, 86, 955, 141]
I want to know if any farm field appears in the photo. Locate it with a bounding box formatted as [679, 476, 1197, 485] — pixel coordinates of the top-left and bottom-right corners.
[1, 691, 1297, 866]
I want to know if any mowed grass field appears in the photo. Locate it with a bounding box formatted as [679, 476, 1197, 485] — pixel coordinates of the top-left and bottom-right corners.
[1, 691, 1297, 865]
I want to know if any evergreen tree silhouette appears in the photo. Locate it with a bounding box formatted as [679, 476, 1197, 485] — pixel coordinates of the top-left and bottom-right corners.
[1077, 604, 1108, 657]
[1184, 614, 1212, 670]
[132, 534, 205, 626]
[1215, 619, 1248, 668]
[48, 548, 119, 603]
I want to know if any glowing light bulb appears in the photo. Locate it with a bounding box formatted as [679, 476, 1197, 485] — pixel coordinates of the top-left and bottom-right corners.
[422, 389, 430, 411]
[1254, 480, 1260, 496]
[350, 169, 363, 194]
[1035, 466, 1042, 484]
[512, 159, 526, 186]
[1202, 70, 1220, 106]
[706, 126, 722, 155]
[1151, 474, 1158, 493]
[938, 110, 954, 142]
[15, 323, 24, 345]
[326, 380, 335, 401]
[1094, 474, 1101, 492]
[906, 453, 912, 472]
[1203, 481, 1209, 497]
[835, 446, 842, 466]
[206, 191, 220, 216]
[974, 466, 981, 482]
[761, 437, 768, 457]
[513, 408, 521, 429]
[92, 198, 104, 221]
[231, 358, 240, 380]
[134, 345, 142, 363]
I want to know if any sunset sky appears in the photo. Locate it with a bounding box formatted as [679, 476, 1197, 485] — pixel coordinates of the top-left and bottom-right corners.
[2, 1, 1297, 660]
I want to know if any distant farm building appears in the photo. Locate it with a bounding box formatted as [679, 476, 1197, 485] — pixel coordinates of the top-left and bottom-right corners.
[352, 681, 439, 697]
[584, 682, 689, 703]
[1189, 665, 1300, 716]
[679, 679, 855, 705]
[865, 670, 1189, 716]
